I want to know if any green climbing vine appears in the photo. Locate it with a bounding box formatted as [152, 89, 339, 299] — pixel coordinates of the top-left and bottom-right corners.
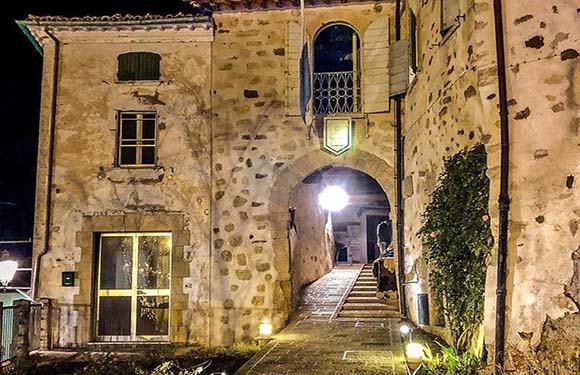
[418, 143, 493, 352]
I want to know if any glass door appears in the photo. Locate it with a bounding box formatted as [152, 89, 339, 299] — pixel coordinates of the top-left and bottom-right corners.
[96, 233, 171, 342]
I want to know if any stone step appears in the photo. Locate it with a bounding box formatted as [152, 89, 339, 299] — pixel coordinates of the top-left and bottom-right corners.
[346, 296, 381, 304]
[352, 285, 377, 292]
[355, 281, 376, 286]
[338, 309, 400, 319]
[357, 277, 376, 281]
[341, 303, 398, 311]
[349, 291, 376, 297]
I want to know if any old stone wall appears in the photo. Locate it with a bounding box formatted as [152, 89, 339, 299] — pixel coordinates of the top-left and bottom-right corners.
[209, 3, 397, 344]
[402, 0, 499, 340]
[33, 28, 214, 346]
[494, 0, 580, 362]
[404, 0, 580, 363]
[289, 182, 334, 306]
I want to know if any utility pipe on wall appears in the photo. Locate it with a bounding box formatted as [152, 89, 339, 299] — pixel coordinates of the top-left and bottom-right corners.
[492, 0, 511, 373]
[32, 28, 60, 300]
[394, 0, 407, 318]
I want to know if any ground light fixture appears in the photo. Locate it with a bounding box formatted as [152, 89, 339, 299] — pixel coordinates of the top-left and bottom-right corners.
[400, 322, 414, 342]
[0, 250, 18, 289]
[259, 318, 273, 338]
[318, 186, 349, 212]
[405, 342, 425, 375]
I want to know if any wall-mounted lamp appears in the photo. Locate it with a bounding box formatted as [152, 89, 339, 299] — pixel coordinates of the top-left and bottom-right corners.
[0, 250, 18, 289]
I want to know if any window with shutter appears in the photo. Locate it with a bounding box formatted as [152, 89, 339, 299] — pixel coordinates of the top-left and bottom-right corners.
[441, 0, 459, 36]
[363, 17, 390, 113]
[118, 52, 161, 81]
[313, 24, 361, 115]
[410, 10, 419, 74]
[286, 22, 302, 116]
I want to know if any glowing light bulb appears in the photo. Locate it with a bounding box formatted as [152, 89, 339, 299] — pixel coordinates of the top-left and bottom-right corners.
[259, 319, 273, 338]
[318, 186, 349, 212]
[400, 324, 411, 335]
[405, 343, 425, 361]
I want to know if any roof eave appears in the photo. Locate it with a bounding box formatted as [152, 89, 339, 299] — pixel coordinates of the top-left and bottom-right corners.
[16, 20, 44, 56]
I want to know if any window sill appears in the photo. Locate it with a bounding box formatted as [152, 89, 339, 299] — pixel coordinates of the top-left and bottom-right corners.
[315, 112, 366, 119]
[114, 80, 164, 85]
[103, 167, 165, 184]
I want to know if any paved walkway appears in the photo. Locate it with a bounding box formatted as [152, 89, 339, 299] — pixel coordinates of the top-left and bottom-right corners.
[236, 265, 406, 375]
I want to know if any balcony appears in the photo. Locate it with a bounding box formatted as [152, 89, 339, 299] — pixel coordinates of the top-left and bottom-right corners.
[313, 71, 361, 115]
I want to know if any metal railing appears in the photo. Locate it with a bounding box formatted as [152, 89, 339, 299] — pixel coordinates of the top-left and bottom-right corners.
[1, 306, 17, 363]
[1, 302, 42, 363]
[313, 71, 361, 115]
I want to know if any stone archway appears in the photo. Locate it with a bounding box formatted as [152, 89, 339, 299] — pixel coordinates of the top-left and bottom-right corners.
[266, 148, 396, 324]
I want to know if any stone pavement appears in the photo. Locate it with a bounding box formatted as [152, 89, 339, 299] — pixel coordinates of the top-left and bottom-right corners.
[236, 265, 407, 375]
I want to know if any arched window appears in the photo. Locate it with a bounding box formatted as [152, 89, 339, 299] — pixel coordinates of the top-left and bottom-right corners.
[117, 52, 161, 81]
[313, 24, 360, 115]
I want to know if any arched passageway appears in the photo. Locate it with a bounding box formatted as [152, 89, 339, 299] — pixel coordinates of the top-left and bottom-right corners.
[283, 164, 397, 316]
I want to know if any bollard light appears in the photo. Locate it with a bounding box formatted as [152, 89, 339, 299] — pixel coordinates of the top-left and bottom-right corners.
[405, 342, 425, 361]
[0, 250, 18, 288]
[318, 186, 349, 212]
[259, 318, 273, 338]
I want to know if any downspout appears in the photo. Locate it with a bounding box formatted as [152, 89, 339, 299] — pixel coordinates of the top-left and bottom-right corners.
[394, 0, 407, 318]
[492, 0, 510, 373]
[32, 28, 60, 299]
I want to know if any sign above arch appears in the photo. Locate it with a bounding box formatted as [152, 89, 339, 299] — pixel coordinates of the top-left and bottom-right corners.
[323, 117, 352, 155]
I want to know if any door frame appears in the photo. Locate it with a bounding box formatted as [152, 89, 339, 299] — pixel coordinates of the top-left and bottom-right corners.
[94, 232, 172, 342]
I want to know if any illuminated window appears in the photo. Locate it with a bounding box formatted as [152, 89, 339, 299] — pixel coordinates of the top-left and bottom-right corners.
[441, 0, 459, 36]
[96, 233, 171, 341]
[117, 52, 161, 81]
[118, 112, 157, 167]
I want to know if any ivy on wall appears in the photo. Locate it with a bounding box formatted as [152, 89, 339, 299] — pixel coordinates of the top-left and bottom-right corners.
[418, 144, 492, 352]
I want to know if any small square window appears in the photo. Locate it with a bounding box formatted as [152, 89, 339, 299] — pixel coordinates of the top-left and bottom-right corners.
[118, 112, 157, 167]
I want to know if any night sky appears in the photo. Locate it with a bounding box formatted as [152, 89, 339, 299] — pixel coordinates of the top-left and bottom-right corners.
[1, 1, 194, 238]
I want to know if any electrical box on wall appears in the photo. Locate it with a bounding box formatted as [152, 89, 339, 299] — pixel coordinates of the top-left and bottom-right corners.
[62, 271, 75, 287]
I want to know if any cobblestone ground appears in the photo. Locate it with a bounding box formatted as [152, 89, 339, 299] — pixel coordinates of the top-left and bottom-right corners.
[236, 266, 407, 375]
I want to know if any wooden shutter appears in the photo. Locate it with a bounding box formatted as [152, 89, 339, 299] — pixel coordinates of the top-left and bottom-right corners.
[442, 0, 459, 33]
[389, 39, 409, 97]
[118, 52, 160, 81]
[286, 21, 302, 116]
[363, 17, 390, 113]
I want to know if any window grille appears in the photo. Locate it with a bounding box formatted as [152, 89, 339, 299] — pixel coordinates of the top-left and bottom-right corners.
[117, 52, 161, 81]
[118, 112, 157, 167]
[314, 71, 361, 115]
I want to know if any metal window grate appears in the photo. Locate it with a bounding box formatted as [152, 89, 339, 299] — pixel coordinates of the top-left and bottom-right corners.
[314, 71, 361, 115]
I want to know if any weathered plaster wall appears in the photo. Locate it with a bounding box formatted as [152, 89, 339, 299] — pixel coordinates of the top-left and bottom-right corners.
[33, 29, 214, 347]
[496, 1, 580, 362]
[402, 0, 500, 340]
[289, 182, 334, 305]
[209, 3, 397, 344]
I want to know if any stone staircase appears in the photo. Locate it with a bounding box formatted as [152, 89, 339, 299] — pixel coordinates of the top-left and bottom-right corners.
[336, 264, 400, 319]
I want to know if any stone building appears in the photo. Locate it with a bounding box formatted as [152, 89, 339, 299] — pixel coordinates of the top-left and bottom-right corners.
[17, 0, 580, 367]
[18, 1, 397, 347]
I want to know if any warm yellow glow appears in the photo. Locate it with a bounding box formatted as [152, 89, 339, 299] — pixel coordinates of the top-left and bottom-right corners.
[405, 343, 425, 361]
[259, 319, 273, 337]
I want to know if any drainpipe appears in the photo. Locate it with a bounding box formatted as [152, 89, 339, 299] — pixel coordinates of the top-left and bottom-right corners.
[394, 0, 407, 318]
[492, 0, 511, 373]
[32, 28, 60, 299]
